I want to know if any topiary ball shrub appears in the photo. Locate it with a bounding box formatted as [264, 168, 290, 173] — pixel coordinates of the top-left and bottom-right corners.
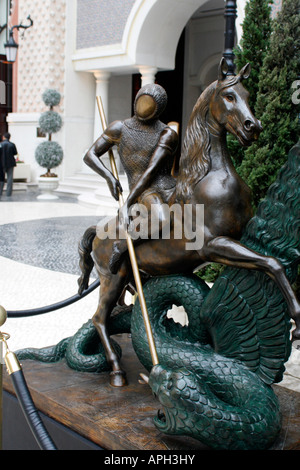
[36, 88, 63, 178]
[39, 111, 62, 134]
[35, 141, 63, 176]
[42, 89, 61, 108]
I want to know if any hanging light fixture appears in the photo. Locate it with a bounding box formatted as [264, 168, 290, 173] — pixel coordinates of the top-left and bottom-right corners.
[4, 15, 33, 63]
[4, 31, 18, 63]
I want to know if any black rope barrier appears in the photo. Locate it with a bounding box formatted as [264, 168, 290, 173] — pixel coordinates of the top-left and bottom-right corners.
[8, 366, 57, 450]
[1, 317, 57, 450]
[6, 279, 100, 318]
[1, 279, 101, 448]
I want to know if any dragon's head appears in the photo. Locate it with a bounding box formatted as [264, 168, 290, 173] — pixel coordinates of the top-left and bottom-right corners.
[149, 364, 199, 435]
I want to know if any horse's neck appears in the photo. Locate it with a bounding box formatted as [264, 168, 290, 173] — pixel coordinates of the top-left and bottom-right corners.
[206, 120, 232, 172]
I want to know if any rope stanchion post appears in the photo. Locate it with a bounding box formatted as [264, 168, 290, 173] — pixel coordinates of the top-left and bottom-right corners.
[96, 96, 159, 367]
[0, 305, 57, 450]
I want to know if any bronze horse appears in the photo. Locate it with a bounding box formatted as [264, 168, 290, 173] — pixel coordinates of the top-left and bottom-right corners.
[78, 59, 300, 386]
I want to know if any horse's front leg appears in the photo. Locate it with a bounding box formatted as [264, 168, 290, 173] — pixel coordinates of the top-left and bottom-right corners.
[92, 272, 128, 386]
[204, 236, 300, 340]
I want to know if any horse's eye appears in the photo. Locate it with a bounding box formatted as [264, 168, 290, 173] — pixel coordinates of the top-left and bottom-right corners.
[225, 94, 234, 102]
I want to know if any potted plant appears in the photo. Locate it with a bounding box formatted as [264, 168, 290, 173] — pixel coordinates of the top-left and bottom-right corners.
[35, 89, 63, 199]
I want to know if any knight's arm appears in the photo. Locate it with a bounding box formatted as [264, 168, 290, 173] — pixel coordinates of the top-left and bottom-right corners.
[126, 127, 178, 207]
[83, 121, 123, 200]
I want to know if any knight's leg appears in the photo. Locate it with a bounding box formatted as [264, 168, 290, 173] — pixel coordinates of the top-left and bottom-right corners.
[92, 270, 128, 386]
[109, 192, 167, 274]
[204, 236, 300, 339]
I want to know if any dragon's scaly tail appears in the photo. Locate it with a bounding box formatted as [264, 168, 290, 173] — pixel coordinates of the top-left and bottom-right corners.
[78, 225, 97, 295]
[16, 306, 132, 370]
[16, 337, 70, 363]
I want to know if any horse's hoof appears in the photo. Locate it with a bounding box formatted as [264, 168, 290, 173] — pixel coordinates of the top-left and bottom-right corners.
[110, 370, 127, 387]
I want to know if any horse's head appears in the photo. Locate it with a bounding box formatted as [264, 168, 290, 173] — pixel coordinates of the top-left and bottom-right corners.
[208, 58, 262, 146]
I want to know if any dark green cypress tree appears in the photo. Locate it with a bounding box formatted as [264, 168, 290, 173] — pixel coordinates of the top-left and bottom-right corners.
[227, 0, 273, 167]
[235, 0, 273, 111]
[237, 0, 300, 206]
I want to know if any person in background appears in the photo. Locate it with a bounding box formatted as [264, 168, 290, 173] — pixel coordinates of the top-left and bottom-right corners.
[0, 132, 18, 197]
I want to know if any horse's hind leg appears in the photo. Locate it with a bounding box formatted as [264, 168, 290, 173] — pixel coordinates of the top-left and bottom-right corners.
[205, 236, 300, 339]
[92, 271, 128, 387]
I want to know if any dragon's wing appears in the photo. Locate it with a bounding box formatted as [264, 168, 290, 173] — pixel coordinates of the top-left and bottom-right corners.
[200, 140, 300, 385]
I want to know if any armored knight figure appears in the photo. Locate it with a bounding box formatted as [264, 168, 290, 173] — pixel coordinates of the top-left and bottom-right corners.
[84, 83, 178, 272]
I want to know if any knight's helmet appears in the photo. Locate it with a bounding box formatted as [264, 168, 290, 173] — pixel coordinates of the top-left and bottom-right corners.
[134, 84, 167, 121]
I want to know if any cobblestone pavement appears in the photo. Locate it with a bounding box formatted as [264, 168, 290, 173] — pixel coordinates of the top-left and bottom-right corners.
[0, 188, 299, 392]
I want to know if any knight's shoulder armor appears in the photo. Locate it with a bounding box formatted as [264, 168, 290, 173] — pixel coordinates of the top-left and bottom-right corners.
[102, 120, 123, 144]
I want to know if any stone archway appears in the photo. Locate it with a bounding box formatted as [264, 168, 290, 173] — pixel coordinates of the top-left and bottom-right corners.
[125, 0, 209, 70]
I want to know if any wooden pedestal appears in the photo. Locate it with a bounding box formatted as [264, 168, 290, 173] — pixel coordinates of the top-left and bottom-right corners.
[2, 334, 300, 451]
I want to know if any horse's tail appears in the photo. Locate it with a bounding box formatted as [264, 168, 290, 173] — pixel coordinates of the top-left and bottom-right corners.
[78, 225, 97, 295]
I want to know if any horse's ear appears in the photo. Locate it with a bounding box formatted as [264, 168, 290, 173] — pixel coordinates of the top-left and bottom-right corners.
[239, 63, 251, 80]
[218, 58, 229, 81]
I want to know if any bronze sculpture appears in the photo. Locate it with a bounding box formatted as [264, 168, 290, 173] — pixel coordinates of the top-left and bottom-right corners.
[17, 59, 300, 449]
[83, 83, 178, 274]
[77, 58, 300, 387]
[17, 134, 300, 448]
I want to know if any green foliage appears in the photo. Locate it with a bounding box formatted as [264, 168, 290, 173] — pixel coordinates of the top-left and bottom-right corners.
[39, 111, 62, 134]
[196, 263, 224, 284]
[42, 89, 61, 108]
[235, 0, 273, 110]
[237, 0, 300, 206]
[227, 0, 273, 168]
[35, 141, 63, 170]
[35, 89, 63, 172]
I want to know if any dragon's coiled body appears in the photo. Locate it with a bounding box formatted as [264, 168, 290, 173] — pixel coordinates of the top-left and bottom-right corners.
[131, 274, 282, 450]
[17, 141, 300, 450]
[130, 141, 300, 449]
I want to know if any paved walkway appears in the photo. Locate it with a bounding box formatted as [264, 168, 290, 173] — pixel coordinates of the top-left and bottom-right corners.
[0, 190, 102, 353]
[0, 187, 299, 393]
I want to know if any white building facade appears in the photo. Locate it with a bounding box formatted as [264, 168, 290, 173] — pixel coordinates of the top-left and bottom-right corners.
[7, 0, 251, 200]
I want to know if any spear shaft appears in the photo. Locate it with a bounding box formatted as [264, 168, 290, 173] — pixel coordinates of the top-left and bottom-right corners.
[96, 96, 159, 367]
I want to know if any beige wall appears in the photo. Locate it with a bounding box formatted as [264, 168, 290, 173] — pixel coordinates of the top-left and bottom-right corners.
[17, 0, 66, 114]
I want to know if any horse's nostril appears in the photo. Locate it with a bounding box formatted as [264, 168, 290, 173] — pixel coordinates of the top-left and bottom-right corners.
[244, 120, 254, 131]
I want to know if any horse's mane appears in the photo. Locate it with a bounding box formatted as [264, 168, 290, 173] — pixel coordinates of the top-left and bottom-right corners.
[176, 75, 239, 201]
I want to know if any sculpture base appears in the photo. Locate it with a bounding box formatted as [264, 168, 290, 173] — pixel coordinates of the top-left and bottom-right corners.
[2, 335, 300, 451]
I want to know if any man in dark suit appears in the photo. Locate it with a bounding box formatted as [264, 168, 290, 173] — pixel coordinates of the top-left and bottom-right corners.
[0, 132, 18, 197]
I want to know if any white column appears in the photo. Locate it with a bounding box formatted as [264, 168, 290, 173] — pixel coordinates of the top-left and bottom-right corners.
[138, 66, 157, 87]
[93, 70, 111, 140]
[236, 0, 246, 43]
[89, 71, 112, 174]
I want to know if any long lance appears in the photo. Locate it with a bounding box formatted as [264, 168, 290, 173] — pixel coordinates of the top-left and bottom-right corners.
[96, 96, 159, 367]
